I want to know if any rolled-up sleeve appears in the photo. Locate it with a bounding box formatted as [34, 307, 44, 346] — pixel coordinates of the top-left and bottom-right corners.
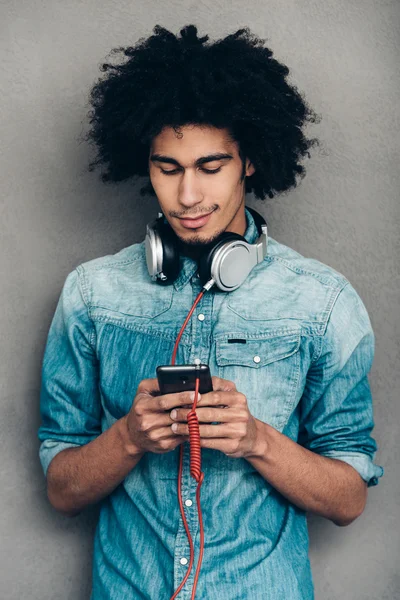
[298, 281, 384, 487]
[38, 268, 102, 476]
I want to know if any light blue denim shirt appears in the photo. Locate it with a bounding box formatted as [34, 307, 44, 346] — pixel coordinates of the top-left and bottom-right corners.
[38, 208, 383, 600]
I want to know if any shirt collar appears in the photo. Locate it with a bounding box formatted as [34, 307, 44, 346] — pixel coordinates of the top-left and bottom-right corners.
[173, 207, 259, 291]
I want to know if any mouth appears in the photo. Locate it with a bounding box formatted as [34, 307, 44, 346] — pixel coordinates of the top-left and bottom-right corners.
[178, 210, 215, 230]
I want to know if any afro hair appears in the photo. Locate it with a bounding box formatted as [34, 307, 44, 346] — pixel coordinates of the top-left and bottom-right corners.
[86, 24, 320, 200]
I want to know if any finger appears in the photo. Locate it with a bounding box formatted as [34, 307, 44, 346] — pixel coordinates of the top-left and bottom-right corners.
[211, 376, 237, 392]
[171, 422, 238, 438]
[199, 438, 240, 455]
[138, 411, 185, 434]
[136, 378, 160, 396]
[146, 424, 189, 441]
[144, 390, 200, 413]
[197, 389, 242, 408]
[170, 407, 245, 424]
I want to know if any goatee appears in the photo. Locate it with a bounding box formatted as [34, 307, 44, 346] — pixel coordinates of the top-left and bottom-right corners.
[176, 229, 226, 261]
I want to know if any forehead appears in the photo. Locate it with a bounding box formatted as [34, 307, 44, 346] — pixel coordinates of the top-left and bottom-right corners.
[149, 124, 238, 158]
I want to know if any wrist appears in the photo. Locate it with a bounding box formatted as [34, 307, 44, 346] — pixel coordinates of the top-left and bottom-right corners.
[246, 419, 270, 460]
[118, 416, 144, 459]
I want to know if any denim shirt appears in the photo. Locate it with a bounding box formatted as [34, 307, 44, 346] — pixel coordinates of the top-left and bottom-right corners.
[38, 208, 383, 600]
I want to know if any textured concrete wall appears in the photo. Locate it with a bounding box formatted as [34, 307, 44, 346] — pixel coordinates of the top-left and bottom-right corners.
[1, 1, 399, 598]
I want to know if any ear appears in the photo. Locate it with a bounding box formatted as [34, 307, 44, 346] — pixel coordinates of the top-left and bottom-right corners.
[245, 158, 255, 177]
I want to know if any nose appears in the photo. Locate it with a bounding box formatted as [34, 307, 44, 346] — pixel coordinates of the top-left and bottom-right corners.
[178, 169, 203, 209]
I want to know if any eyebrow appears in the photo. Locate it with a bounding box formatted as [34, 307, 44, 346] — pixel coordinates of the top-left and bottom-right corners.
[149, 153, 234, 167]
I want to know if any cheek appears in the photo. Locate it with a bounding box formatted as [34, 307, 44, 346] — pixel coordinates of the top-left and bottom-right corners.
[219, 167, 243, 191]
[150, 172, 175, 201]
[149, 169, 163, 189]
[207, 171, 238, 195]
[213, 175, 243, 203]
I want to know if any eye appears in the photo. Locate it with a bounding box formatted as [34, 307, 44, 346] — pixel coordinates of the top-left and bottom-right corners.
[160, 169, 180, 175]
[160, 167, 222, 175]
[201, 167, 221, 174]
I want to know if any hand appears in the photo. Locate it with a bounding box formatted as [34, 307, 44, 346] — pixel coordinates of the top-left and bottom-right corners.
[124, 378, 195, 454]
[169, 376, 261, 459]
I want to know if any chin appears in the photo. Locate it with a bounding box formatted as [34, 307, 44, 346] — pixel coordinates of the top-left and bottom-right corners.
[176, 228, 225, 248]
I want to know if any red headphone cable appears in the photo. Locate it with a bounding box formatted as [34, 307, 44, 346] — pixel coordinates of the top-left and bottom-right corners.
[169, 281, 213, 600]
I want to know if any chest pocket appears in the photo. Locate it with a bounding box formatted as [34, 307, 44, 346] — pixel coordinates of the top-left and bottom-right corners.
[215, 331, 301, 431]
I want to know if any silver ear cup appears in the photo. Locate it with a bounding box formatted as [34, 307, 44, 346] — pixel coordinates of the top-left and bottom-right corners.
[210, 241, 255, 291]
[145, 223, 165, 281]
[210, 228, 268, 292]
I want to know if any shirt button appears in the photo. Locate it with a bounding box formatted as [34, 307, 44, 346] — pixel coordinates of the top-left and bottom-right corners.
[185, 499, 193, 507]
[180, 557, 188, 565]
[198, 313, 205, 321]
[253, 355, 261, 364]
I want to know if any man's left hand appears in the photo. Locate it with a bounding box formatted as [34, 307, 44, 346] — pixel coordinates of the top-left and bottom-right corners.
[169, 376, 262, 459]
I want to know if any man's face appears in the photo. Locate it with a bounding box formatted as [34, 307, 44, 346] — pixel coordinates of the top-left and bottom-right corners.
[148, 124, 255, 246]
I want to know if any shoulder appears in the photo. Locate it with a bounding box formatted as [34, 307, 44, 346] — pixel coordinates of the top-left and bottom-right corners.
[77, 241, 144, 273]
[265, 236, 349, 290]
[269, 236, 373, 337]
[65, 241, 172, 323]
[229, 235, 369, 338]
[70, 242, 148, 306]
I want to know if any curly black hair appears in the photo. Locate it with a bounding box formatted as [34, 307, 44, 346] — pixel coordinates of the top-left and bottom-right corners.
[86, 24, 320, 200]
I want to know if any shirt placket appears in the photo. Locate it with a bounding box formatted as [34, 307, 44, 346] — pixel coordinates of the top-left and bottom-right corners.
[173, 275, 214, 599]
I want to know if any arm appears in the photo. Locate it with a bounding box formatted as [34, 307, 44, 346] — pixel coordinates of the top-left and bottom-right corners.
[39, 269, 192, 517]
[45, 417, 143, 517]
[38, 269, 142, 516]
[247, 420, 367, 526]
[248, 281, 382, 526]
[38, 268, 133, 517]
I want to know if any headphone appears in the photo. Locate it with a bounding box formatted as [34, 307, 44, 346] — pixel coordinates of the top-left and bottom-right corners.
[145, 207, 268, 292]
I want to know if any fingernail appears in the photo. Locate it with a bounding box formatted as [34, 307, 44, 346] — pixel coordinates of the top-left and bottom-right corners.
[170, 409, 177, 420]
[189, 392, 201, 401]
[171, 423, 178, 432]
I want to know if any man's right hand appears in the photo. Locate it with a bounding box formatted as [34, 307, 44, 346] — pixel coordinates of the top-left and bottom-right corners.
[124, 378, 193, 455]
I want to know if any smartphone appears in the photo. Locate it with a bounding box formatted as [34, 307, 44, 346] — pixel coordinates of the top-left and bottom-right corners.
[156, 364, 213, 395]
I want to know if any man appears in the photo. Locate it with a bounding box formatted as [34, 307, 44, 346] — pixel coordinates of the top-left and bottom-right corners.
[38, 25, 383, 599]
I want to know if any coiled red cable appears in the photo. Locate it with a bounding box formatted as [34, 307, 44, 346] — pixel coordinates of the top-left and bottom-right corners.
[169, 289, 206, 600]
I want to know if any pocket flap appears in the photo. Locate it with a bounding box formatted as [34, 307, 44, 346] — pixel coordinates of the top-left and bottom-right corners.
[216, 332, 301, 368]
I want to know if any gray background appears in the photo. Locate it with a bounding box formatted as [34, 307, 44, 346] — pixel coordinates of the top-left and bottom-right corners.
[1, 1, 399, 598]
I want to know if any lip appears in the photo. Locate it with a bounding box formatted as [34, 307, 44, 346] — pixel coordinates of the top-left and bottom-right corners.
[178, 211, 215, 229]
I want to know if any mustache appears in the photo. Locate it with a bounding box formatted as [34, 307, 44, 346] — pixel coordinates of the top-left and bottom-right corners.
[168, 205, 219, 218]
